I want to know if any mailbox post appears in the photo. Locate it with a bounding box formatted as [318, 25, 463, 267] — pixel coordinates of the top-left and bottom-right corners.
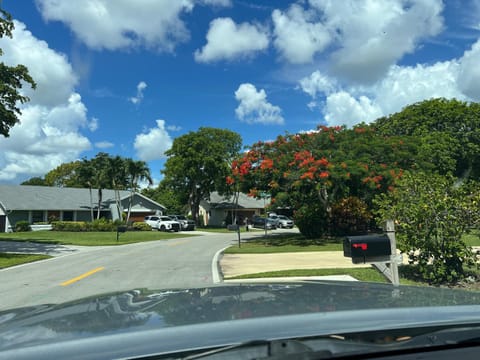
[343, 234, 391, 264]
[343, 220, 400, 286]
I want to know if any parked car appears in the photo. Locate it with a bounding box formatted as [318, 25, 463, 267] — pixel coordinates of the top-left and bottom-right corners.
[276, 215, 294, 229]
[167, 215, 195, 231]
[144, 215, 180, 232]
[252, 216, 277, 230]
[267, 214, 280, 227]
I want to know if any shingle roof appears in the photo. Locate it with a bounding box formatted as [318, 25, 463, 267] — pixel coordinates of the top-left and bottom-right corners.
[207, 192, 266, 209]
[0, 185, 164, 211]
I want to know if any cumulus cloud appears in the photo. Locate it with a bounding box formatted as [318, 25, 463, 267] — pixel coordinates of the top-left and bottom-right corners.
[95, 141, 114, 149]
[234, 83, 284, 125]
[299, 59, 467, 126]
[129, 81, 147, 104]
[0, 20, 92, 181]
[272, 0, 444, 83]
[194, 18, 269, 62]
[134, 120, 173, 161]
[272, 4, 331, 64]
[457, 39, 480, 100]
[36, 0, 230, 52]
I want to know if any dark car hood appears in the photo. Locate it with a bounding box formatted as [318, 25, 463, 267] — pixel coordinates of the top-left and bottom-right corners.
[1, 281, 480, 358]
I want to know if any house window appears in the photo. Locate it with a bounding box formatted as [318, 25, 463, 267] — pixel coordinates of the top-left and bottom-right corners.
[63, 211, 74, 221]
[32, 211, 44, 223]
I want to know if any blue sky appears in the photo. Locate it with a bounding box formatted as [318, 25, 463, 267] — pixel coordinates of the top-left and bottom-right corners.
[1, 0, 480, 185]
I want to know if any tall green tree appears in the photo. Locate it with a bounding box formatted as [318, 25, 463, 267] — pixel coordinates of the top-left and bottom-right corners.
[374, 98, 480, 180]
[228, 125, 420, 237]
[44, 161, 82, 187]
[126, 159, 153, 222]
[21, 176, 46, 186]
[0, 7, 36, 137]
[142, 180, 186, 215]
[162, 127, 242, 223]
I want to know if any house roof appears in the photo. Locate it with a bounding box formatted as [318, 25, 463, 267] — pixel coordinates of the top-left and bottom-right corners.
[207, 192, 267, 209]
[0, 185, 165, 211]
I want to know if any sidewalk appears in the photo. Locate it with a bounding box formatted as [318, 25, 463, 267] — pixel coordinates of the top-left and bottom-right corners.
[220, 251, 371, 279]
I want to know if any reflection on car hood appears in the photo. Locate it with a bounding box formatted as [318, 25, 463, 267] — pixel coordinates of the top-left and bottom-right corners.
[1, 281, 480, 356]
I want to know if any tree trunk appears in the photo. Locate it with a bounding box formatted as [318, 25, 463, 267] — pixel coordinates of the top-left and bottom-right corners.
[97, 188, 102, 219]
[89, 187, 94, 221]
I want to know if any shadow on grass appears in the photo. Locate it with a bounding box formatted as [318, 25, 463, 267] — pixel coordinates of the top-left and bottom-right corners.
[242, 233, 342, 247]
[0, 237, 61, 245]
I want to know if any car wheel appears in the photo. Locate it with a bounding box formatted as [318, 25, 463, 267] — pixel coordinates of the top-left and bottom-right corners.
[160, 225, 166, 231]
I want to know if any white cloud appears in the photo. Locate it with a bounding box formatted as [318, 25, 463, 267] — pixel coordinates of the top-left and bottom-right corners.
[95, 141, 114, 149]
[324, 92, 383, 127]
[272, 0, 444, 83]
[299, 59, 466, 127]
[194, 18, 269, 62]
[198, 0, 232, 6]
[234, 83, 284, 125]
[327, 0, 444, 83]
[167, 125, 182, 131]
[272, 4, 331, 64]
[129, 81, 147, 104]
[36, 0, 229, 52]
[298, 70, 337, 98]
[134, 120, 173, 161]
[0, 20, 92, 182]
[457, 39, 480, 100]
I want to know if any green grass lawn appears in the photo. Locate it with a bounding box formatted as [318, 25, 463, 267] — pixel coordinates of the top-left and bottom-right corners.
[0, 230, 197, 246]
[0, 253, 52, 269]
[225, 233, 343, 254]
[225, 266, 425, 286]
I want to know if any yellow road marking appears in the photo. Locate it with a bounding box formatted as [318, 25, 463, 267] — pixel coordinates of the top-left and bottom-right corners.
[60, 267, 105, 286]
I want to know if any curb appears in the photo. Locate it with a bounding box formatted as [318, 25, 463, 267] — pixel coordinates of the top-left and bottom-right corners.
[212, 246, 228, 283]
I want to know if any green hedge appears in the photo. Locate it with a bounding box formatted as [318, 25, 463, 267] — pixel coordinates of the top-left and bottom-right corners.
[15, 221, 31, 232]
[131, 222, 152, 231]
[51, 220, 152, 232]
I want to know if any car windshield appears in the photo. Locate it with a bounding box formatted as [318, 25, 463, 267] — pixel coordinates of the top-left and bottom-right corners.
[1, 1, 480, 358]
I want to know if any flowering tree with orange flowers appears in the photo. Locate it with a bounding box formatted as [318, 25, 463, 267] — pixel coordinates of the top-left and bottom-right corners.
[228, 125, 420, 238]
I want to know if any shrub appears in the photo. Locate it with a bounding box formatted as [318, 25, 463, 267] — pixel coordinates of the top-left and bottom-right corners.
[15, 221, 31, 232]
[294, 204, 329, 239]
[374, 171, 480, 285]
[90, 218, 116, 232]
[131, 222, 152, 231]
[52, 221, 88, 231]
[330, 196, 372, 236]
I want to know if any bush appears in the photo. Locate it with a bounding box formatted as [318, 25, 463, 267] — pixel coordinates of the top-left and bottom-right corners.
[90, 218, 117, 232]
[330, 196, 372, 236]
[52, 221, 88, 231]
[131, 222, 151, 231]
[294, 204, 329, 239]
[374, 172, 480, 285]
[15, 221, 31, 232]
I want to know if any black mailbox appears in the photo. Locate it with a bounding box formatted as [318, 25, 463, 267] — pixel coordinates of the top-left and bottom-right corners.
[343, 234, 391, 264]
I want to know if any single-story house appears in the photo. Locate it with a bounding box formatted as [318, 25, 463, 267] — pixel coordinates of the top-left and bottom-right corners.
[0, 185, 166, 232]
[199, 192, 267, 227]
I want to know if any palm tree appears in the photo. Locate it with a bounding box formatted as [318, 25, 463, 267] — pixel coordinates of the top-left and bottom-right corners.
[77, 158, 95, 221]
[91, 152, 112, 219]
[126, 159, 153, 222]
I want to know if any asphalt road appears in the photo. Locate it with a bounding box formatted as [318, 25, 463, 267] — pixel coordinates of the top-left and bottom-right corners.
[0, 232, 235, 311]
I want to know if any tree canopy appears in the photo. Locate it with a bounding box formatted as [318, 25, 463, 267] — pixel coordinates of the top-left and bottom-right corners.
[162, 127, 242, 223]
[374, 98, 480, 180]
[0, 7, 36, 137]
[228, 125, 420, 237]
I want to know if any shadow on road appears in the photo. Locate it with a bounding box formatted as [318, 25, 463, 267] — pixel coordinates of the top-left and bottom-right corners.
[0, 240, 78, 256]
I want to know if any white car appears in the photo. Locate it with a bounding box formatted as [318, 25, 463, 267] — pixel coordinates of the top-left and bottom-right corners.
[276, 215, 294, 229]
[144, 215, 180, 232]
